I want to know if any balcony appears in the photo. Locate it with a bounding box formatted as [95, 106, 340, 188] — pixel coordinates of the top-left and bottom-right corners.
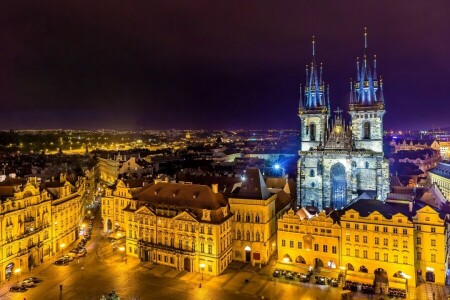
[138, 240, 194, 254]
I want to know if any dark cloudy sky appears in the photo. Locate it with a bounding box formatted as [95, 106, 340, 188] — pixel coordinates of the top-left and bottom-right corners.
[0, 1, 449, 130]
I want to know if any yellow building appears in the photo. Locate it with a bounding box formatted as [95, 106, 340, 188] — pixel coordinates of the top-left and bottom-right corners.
[276, 197, 448, 296]
[229, 169, 293, 266]
[429, 162, 450, 200]
[277, 208, 341, 277]
[98, 157, 121, 184]
[103, 181, 233, 276]
[0, 174, 85, 283]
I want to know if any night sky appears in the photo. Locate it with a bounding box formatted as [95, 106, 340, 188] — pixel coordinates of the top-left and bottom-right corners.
[1, 1, 449, 131]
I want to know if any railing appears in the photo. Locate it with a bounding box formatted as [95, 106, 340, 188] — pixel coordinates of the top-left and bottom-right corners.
[138, 239, 194, 254]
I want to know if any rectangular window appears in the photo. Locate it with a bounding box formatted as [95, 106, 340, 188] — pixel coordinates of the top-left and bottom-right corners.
[393, 254, 398, 263]
[363, 250, 368, 258]
[403, 229, 407, 235]
[282, 240, 286, 247]
[208, 227, 212, 235]
[374, 237, 379, 245]
[201, 243, 205, 253]
[375, 226, 379, 232]
[375, 252, 379, 260]
[290, 241, 294, 248]
[403, 240, 408, 249]
[332, 246, 337, 254]
[417, 237, 421, 245]
[298, 242, 302, 249]
[417, 252, 422, 260]
[431, 239, 436, 247]
[314, 244, 319, 251]
[355, 235, 359, 242]
[346, 223, 350, 228]
[431, 254, 436, 262]
[383, 238, 388, 246]
[323, 245, 328, 253]
[355, 224, 359, 230]
[346, 234, 350, 242]
[384, 253, 388, 261]
[208, 265, 212, 272]
[393, 228, 398, 234]
[393, 239, 398, 247]
[355, 249, 359, 257]
[403, 256, 408, 264]
[431, 227, 436, 233]
[208, 244, 212, 254]
[417, 226, 421, 231]
[383, 227, 388, 233]
[363, 225, 367, 230]
[346, 248, 350, 256]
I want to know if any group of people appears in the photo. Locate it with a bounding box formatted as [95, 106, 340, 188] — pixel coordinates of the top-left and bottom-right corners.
[100, 290, 120, 300]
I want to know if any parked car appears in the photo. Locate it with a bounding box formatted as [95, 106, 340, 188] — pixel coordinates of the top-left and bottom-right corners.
[63, 255, 74, 262]
[10, 285, 27, 292]
[20, 279, 36, 288]
[25, 277, 40, 283]
[272, 269, 281, 277]
[54, 257, 69, 265]
[77, 248, 87, 257]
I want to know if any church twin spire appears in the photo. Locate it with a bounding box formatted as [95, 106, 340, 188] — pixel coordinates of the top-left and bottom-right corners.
[350, 28, 385, 110]
[299, 37, 329, 112]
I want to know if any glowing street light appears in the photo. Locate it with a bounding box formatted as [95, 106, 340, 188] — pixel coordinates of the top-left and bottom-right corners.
[199, 263, 206, 280]
[274, 164, 280, 170]
[14, 268, 21, 283]
[60, 243, 66, 257]
[119, 246, 125, 261]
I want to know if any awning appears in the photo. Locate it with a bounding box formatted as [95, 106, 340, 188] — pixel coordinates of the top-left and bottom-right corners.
[345, 275, 374, 285]
[389, 281, 406, 290]
[319, 271, 340, 279]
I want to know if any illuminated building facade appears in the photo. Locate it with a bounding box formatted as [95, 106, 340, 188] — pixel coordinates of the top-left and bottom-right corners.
[298, 32, 389, 210]
[103, 182, 233, 276]
[277, 198, 448, 294]
[429, 162, 450, 200]
[98, 157, 120, 184]
[229, 168, 292, 266]
[0, 175, 86, 283]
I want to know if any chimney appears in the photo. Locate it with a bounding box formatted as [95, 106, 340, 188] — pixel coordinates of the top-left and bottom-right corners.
[212, 183, 219, 193]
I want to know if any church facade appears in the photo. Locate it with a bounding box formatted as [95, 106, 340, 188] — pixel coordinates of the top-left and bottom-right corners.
[297, 34, 389, 210]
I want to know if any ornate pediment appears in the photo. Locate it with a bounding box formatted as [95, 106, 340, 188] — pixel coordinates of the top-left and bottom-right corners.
[173, 211, 198, 222]
[135, 206, 155, 216]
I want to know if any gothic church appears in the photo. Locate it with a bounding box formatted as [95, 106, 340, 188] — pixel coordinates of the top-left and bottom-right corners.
[297, 31, 389, 210]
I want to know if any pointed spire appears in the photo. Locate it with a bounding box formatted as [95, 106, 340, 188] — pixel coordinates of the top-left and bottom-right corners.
[319, 63, 323, 85]
[327, 84, 330, 110]
[299, 83, 303, 109]
[349, 78, 354, 103]
[379, 76, 385, 103]
[312, 35, 316, 56]
[356, 57, 360, 81]
[364, 27, 368, 50]
[373, 55, 377, 79]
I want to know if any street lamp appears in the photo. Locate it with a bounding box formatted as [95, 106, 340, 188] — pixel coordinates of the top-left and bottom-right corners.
[199, 263, 206, 280]
[14, 268, 21, 284]
[119, 247, 125, 261]
[60, 243, 66, 257]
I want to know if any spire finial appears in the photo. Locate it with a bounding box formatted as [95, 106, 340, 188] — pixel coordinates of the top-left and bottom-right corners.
[312, 35, 315, 56]
[364, 27, 368, 49]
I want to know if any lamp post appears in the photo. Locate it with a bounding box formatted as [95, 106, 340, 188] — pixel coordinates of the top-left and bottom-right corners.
[60, 243, 66, 257]
[14, 268, 21, 284]
[200, 263, 205, 280]
[119, 247, 125, 261]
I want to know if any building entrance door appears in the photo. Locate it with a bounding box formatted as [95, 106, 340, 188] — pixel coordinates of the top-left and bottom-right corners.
[184, 257, 191, 272]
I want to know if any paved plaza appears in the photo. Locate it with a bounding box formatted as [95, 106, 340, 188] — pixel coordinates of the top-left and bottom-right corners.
[0, 213, 447, 300]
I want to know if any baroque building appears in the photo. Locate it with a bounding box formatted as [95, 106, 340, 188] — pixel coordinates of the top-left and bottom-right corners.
[277, 196, 448, 297]
[0, 174, 87, 283]
[298, 33, 389, 210]
[102, 181, 233, 276]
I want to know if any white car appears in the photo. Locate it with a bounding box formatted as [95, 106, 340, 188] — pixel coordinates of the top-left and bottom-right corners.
[20, 279, 36, 288]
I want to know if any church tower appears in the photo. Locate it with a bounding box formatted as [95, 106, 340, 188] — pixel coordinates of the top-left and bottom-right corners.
[349, 28, 385, 153]
[299, 37, 330, 151]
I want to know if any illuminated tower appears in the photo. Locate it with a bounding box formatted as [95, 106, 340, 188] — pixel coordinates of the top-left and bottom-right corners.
[299, 36, 330, 151]
[349, 28, 385, 153]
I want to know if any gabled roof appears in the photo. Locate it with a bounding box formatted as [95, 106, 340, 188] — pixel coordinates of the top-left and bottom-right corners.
[234, 168, 270, 200]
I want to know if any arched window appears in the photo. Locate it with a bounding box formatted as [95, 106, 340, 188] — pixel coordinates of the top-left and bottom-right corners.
[310, 123, 316, 141]
[246, 231, 251, 241]
[255, 214, 260, 223]
[311, 182, 315, 188]
[255, 232, 260, 242]
[236, 213, 241, 222]
[365, 161, 369, 169]
[363, 122, 371, 139]
[310, 169, 315, 177]
[237, 230, 241, 240]
[245, 213, 250, 222]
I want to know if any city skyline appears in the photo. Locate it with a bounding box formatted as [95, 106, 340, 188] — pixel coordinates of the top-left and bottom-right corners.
[1, 1, 449, 130]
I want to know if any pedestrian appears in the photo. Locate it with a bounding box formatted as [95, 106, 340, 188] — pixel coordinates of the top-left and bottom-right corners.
[59, 284, 63, 292]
